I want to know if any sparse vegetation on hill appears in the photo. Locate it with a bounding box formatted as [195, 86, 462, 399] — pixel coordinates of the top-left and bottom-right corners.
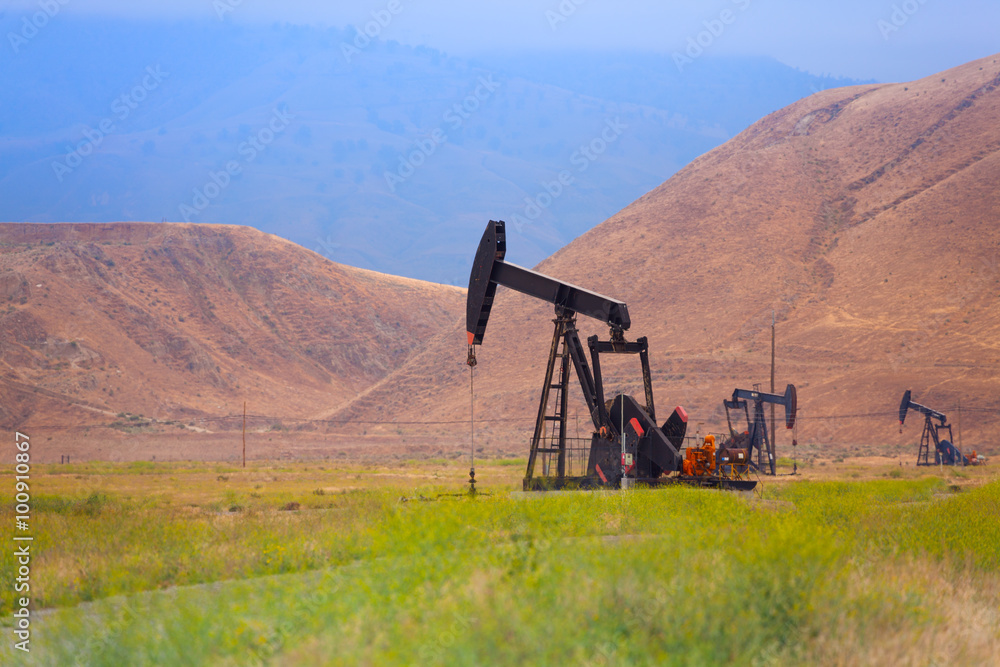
[0, 223, 464, 432]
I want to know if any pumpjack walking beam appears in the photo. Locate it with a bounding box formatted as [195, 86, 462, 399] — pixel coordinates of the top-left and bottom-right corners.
[723, 385, 797, 475]
[466, 221, 629, 348]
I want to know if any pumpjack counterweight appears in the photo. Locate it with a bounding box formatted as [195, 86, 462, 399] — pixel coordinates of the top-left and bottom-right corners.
[466, 220, 753, 492]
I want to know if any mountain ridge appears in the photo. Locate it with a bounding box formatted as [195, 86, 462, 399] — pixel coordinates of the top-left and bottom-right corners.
[0, 222, 464, 433]
[328, 53, 1000, 456]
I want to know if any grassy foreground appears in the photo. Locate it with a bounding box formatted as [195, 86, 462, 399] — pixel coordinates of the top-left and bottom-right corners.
[2, 461, 999, 665]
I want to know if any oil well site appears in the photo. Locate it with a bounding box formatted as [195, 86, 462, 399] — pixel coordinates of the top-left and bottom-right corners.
[3, 8, 1000, 666]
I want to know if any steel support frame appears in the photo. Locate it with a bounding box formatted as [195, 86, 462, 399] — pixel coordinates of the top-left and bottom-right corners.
[724, 397, 775, 476]
[523, 312, 660, 489]
[589, 336, 656, 427]
[724, 387, 795, 476]
[524, 309, 605, 490]
[916, 415, 956, 466]
[752, 400, 775, 475]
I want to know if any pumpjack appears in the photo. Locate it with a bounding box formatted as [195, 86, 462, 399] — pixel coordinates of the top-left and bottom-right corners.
[898, 391, 969, 466]
[721, 385, 797, 475]
[466, 220, 755, 491]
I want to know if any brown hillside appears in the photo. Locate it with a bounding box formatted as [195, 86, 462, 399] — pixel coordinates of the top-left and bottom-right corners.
[336, 54, 1000, 458]
[0, 223, 463, 433]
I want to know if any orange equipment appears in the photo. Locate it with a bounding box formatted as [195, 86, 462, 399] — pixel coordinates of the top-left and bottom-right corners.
[683, 435, 717, 477]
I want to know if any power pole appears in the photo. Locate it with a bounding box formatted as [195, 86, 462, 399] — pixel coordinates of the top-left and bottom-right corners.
[957, 398, 963, 452]
[242, 401, 247, 468]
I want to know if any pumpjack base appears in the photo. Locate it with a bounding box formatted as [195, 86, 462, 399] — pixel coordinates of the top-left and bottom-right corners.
[673, 476, 758, 492]
[523, 476, 603, 491]
[523, 475, 757, 492]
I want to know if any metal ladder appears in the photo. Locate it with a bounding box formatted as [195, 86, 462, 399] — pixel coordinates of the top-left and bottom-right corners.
[540, 344, 569, 477]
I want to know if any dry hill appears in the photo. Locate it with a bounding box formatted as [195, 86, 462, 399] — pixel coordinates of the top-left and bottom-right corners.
[0, 223, 463, 440]
[335, 55, 1000, 459]
[4, 55, 1000, 464]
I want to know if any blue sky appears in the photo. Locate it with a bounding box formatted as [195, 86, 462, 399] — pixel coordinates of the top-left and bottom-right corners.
[5, 0, 998, 81]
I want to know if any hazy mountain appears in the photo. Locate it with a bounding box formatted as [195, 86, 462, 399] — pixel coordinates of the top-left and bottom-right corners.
[0, 18, 857, 284]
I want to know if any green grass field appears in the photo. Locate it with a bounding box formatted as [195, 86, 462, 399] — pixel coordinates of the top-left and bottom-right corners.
[2, 459, 998, 665]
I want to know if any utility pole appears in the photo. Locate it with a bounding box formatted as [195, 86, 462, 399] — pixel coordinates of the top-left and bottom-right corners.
[242, 401, 247, 468]
[957, 398, 963, 453]
[770, 311, 776, 460]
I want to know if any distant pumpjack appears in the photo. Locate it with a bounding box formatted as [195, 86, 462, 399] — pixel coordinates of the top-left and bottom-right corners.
[898, 391, 968, 466]
[721, 384, 797, 476]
